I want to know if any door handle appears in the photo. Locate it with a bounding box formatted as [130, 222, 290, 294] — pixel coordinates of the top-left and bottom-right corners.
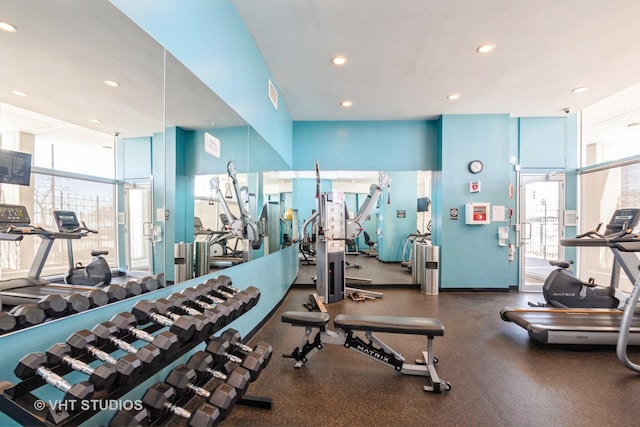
[143, 221, 152, 237]
[521, 222, 532, 240]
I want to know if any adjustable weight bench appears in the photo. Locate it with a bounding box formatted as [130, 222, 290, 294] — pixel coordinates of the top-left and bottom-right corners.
[281, 311, 451, 393]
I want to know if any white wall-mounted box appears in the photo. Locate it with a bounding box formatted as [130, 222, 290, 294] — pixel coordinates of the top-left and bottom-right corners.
[466, 202, 491, 225]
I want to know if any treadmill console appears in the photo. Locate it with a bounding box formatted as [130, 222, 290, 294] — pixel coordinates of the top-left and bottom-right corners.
[53, 210, 80, 232]
[0, 204, 31, 227]
[605, 208, 640, 235]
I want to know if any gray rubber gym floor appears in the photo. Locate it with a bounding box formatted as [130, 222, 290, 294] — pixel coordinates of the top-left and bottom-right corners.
[224, 256, 640, 427]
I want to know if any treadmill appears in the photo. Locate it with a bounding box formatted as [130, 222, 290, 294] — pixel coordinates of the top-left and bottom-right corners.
[0, 204, 96, 306]
[502, 208, 640, 345]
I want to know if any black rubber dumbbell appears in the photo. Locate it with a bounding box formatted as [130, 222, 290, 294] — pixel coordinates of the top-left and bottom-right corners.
[207, 337, 265, 381]
[208, 276, 260, 307]
[82, 288, 110, 308]
[179, 288, 237, 323]
[15, 352, 94, 404]
[137, 276, 159, 293]
[142, 382, 220, 427]
[8, 304, 45, 327]
[102, 284, 127, 302]
[92, 321, 162, 368]
[38, 294, 68, 317]
[109, 407, 149, 427]
[166, 364, 237, 420]
[46, 343, 117, 390]
[110, 312, 179, 359]
[122, 281, 143, 297]
[193, 284, 248, 317]
[64, 294, 91, 314]
[182, 287, 241, 322]
[154, 298, 212, 342]
[167, 293, 226, 334]
[219, 328, 273, 368]
[0, 312, 17, 333]
[66, 329, 142, 385]
[131, 300, 196, 342]
[186, 350, 251, 398]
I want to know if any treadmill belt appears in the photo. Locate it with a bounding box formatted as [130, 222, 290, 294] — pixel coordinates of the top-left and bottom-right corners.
[501, 307, 640, 345]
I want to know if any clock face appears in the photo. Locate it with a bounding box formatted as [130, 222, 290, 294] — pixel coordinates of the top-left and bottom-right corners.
[469, 160, 483, 174]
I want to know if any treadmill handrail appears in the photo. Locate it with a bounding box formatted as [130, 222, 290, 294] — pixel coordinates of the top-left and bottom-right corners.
[617, 273, 640, 373]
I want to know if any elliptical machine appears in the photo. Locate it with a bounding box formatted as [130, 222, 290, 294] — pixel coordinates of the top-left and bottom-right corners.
[538, 208, 640, 309]
[53, 211, 111, 287]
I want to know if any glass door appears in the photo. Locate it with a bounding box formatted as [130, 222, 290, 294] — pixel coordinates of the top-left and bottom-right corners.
[124, 182, 153, 275]
[519, 174, 565, 292]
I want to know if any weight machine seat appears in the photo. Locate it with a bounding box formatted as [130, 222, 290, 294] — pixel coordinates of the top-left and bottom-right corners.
[334, 314, 445, 337]
[281, 311, 330, 327]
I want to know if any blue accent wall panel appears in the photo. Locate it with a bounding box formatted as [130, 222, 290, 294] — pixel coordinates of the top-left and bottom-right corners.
[439, 115, 515, 289]
[378, 171, 417, 262]
[185, 126, 249, 176]
[292, 121, 437, 171]
[519, 117, 567, 169]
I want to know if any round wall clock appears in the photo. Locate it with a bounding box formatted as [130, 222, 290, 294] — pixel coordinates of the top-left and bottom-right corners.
[468, 160, 484, 174]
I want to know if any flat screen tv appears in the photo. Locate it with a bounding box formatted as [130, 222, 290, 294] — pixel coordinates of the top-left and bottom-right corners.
[0, 148, 32, 187]
[417, 196, 431, 212]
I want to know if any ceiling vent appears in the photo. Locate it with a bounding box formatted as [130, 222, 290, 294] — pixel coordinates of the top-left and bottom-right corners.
[268, 79, 278, 110]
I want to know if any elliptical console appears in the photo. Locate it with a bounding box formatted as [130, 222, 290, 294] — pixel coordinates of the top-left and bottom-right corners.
[541, 208, 640, 309]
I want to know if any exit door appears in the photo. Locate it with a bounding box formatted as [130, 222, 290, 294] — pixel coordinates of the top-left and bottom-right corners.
[124, 182, 153, 275]
[519, 174, 565, 292]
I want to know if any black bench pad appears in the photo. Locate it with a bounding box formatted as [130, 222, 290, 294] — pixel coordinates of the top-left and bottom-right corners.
[282, 311, 330, 327]
[334, 314, 444, 336]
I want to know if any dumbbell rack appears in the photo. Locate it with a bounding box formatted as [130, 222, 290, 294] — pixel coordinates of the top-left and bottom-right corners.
[0, 287, 271, 426]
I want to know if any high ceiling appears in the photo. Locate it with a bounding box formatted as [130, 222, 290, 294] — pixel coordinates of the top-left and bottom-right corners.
[232, 0, 640, 121]
[1, 0, 640, 141]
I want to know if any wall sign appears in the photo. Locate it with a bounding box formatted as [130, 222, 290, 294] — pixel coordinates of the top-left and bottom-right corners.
[397, 210, 406, 218]
[204, 132, 221, 158]
[450, 208, 459, 220]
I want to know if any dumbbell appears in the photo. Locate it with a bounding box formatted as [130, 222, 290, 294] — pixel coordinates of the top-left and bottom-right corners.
[154, 298, 212, 342]
[122, 281, 143, 297]
[131, 300, 196, 342]
[38, 294, 68, 317]
[110, 312, 179, 359]
[8, 304, 45, 327]
[66, 329, 142, 385]
[165, 364, 237, 420]
[0, 311, 17, 332]
[64, 294, 91, 314]
[142, 382, 220, 427]
[15, 352, 94, 404]
[219, 328, 273, 368]
[206, 337, 265, 382]
[102, 284, 127, 302]
[92, 321, 162, 368]
[179, 288, 238, 323]
[82, 288, 110, 308]
[109, 407, 149, 427]
[167, 293, 226, 334]
[193, 284, 248, 316]
[186, 350, 251, 398]
[183, 287, 244, 321]
[46, 343, 117, 390]
[209, 275, 260, 306]
[137, 276, 159, 293]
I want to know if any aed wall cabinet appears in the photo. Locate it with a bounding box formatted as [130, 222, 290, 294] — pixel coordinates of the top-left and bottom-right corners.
[466, 202, 491, 225]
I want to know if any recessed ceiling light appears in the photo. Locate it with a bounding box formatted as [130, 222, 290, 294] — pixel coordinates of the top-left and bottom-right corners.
[332, 55, 348, 66]
[341, 100, 353, 108]
[88, 118, 101, 123]
[447, 93, 460, 100]
[11, 90, 27, 97]
[476, 43, 496, 54]
[627, 122, 640, 128]
[0, 21, 17, 32]
[104, 80, 120, 87]
[571, 87, 588, 93]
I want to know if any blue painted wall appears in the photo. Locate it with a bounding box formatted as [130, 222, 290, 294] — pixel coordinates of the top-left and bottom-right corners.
[437, 114, 516, 289]
[292, 120, 437, 171]
[110, 0, 293, 168]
